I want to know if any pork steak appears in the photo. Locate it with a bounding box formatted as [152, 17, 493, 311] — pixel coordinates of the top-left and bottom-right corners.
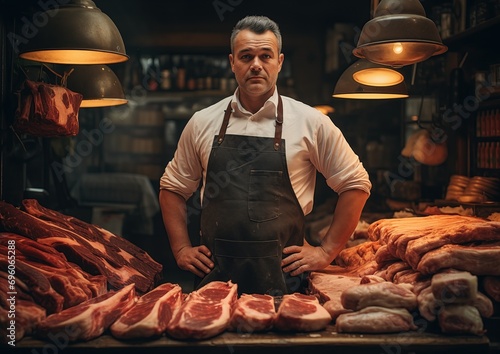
[229, 293, 276, 333]
[110, 282, 182, 339]
[166, 281, 237, 340]
[274, 293, 331, 332]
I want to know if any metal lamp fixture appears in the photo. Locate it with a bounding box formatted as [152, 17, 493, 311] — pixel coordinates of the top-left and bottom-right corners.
[65, 65, 128, 108]
[353, 0, 447, 67]
[333, 59, 409, 99]
[18, 0, 128, 64]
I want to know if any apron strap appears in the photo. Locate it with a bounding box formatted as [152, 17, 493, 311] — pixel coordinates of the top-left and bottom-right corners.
[274, 95, 283, 151]
[217, 101, 233, 145]
[217, 95, 284, 148]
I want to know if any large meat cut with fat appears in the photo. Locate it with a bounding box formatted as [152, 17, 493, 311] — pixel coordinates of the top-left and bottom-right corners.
[167, 281, 237, 340]
[229, 293, 276, 333]
[0, 200, 162, 293]
[36, 284, 136, 342]
[336, 306, 417, 333]
[110, 283, 182, 339]
[341, 281, 417, 311]
[274, 293, 331, 332]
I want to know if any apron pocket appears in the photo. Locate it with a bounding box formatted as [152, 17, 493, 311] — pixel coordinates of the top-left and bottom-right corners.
[214, 238, 286, 295]
[248, 170, 282, 222]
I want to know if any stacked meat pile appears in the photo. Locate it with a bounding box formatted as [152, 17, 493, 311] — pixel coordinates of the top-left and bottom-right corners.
[0, 199, 163, 343]
[309, 214, 500, 335]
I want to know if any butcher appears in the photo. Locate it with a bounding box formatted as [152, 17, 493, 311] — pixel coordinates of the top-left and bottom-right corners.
[159, 15, 371, 295]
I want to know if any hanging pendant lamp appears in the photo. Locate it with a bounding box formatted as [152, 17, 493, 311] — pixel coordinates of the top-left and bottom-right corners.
[65, 65, 128, 108]
[333, 59, 409, 99]
[18, 0, 128, 65]
[353, 0, 447, 67]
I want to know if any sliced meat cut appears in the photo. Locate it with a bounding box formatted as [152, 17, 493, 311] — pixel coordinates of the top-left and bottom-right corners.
[228, 293, 276, 333]
[336, 306, 417, 333]
[166, 281, 237, 340]
[417, 241, 500, 275]
[438, 304, 485, 335]
[431, 271, 478, 304]
[274, 293, 331, 332]
[36, 283, 136, 342]
[308, 271, 361, 320]
[341, 281, 417, 311]
[110, 283, 182, 339]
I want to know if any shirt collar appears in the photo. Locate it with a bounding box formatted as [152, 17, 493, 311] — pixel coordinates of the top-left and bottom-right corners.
[231, 87, 279, 119]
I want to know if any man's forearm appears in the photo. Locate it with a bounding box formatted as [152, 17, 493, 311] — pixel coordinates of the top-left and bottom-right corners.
[320, 189, 369, 262]
[159, 189, 192, 259]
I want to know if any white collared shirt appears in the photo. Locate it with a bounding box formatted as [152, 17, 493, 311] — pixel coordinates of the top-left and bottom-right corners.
[160, 88, 371, 215]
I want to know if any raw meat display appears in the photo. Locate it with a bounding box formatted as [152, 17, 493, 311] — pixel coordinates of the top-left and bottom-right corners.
[341, 281, 417, 311]
[274, 293, 331, 332]
[36, 283, 136, 342]
[438, 304, 485, 335]
[167, 281, 237, 340]
[0, 200, 162, 293]
[110, 283, 182, 339]
[228, 293, 276, 333]
[336, 306, 417, 333]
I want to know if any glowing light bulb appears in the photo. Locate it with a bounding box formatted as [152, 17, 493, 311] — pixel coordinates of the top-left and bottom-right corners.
[393, 42, 404, 55]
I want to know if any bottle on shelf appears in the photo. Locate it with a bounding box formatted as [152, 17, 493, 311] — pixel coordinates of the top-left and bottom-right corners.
[176, 55, 187, 91]
[159, 54, 172, 91]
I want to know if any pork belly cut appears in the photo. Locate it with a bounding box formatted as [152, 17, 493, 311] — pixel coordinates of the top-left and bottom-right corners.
[417, 286, 440, 322]
[474, 292, 494, 318]
[367, 215, 500, 269]
[336, 306, 417, 333]
[438, 304, 485, 335]
[167, 281, 237, 340]
[274, 293, 331, 332]
[110, 283, 182, 339]
[341, 281, 417, 311]
[483, 276, 500, 302]
[431, 271, 478, 304]
[36, 283, 136, 342]
[335, 241, 380, 268]
[417, 241, 500, 275]
[228, 293, 276, 333]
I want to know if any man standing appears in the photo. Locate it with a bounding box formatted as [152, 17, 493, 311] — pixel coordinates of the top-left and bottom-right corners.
[159, 16, 371, 295]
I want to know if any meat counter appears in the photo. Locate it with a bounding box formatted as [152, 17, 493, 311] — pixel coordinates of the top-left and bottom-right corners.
[15, 327, 489, 354]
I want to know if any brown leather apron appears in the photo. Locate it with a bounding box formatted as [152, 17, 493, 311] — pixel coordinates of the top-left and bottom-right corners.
[197, 95, 306, 295]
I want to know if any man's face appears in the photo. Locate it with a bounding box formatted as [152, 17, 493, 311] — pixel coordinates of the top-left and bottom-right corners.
[229, 29, 284, 98]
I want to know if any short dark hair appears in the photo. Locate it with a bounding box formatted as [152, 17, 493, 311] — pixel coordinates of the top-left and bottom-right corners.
[230, 16, 282, 53]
